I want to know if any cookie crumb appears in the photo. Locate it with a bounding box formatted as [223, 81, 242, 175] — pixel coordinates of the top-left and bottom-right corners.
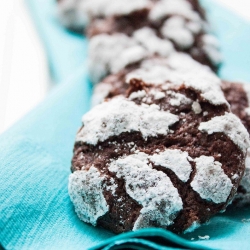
[192, 101, 202, 114]
[198, 235, 210, 240]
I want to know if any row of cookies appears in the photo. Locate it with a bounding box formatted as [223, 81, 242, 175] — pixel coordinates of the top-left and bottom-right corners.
[57, 0, 222, 83]
[57, 0, 250, 234]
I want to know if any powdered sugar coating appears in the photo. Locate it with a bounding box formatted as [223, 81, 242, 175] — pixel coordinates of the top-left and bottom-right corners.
[58, 0, 203, 31]
[59, 0, 222, 76]
[241, 84, 250, 205]
[166, 52, 210, 72]
[129, 90, 147, 100]
[77, 97, 179, 145]
[183, 71, 227, 106]
[104, 0, 151, 17]
[243, 83, 250, 103]
[129, 89, 166, 102]
[91, 82, 113, 107]
[192, 101, 202, 114]
[161, 16, 194, 49]
[88, 34, 148, 83]
[191, 156, 233, 204]
[149, 149, 192, 182]
[243, 83, 250, 115]
[57, 0, 151, 30]
[199, 112, 250, 152]
[68, 166, 109, 226]
[201, 34, 222, 66]
[234, 149, 250, 206]
[112, 45, 148, 74]
[245, 108, 250, 116]
[108, 152, 183, 230]
[167, 90, 192, 107]
[126, 65, 174, 85]
[93, 53, 226, 107]
[87, 21, 222, 83]
[152, 90, 166, 100]
[186, 20, 202, 34]
[133, 27, 175, 57]
[89, 31, 174, 84]
[88, 31, 222, 84]
[242, 150, 250, 191]
[149, 0, 199, 22]
[126, 52, 214, 82]
[127, 54, 227, 106]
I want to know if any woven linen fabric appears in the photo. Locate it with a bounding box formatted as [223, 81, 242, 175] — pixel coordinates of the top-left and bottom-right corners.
[0, 0, 250, 249]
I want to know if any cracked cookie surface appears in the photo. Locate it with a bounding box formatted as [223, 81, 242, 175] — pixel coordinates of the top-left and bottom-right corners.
[69, 69, 249, 234]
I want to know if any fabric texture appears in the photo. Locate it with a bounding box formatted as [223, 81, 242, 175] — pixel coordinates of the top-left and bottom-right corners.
[0, 0, 250, 249]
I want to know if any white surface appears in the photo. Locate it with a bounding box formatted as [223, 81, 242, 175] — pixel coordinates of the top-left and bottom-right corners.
[0, 0, 48, 134]
[216, 0, 250, 22]
[0, 0, 250, 134]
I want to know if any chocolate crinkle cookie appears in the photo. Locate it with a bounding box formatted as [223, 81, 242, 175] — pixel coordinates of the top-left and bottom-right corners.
[57, 0, 205, 32]
[57, 0, 153, 31]
[87, 1, 221, 82]
[56, 0, 88, 32]
[57, 0, 222, 83]
[69, 66, 250, 234]
[91, 53, 215, 106]
[221, 81, 250, 207]
[92, 57, 250, 208]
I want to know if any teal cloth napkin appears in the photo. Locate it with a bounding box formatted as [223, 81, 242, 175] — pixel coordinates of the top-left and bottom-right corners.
[1, 0, 250, 249]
